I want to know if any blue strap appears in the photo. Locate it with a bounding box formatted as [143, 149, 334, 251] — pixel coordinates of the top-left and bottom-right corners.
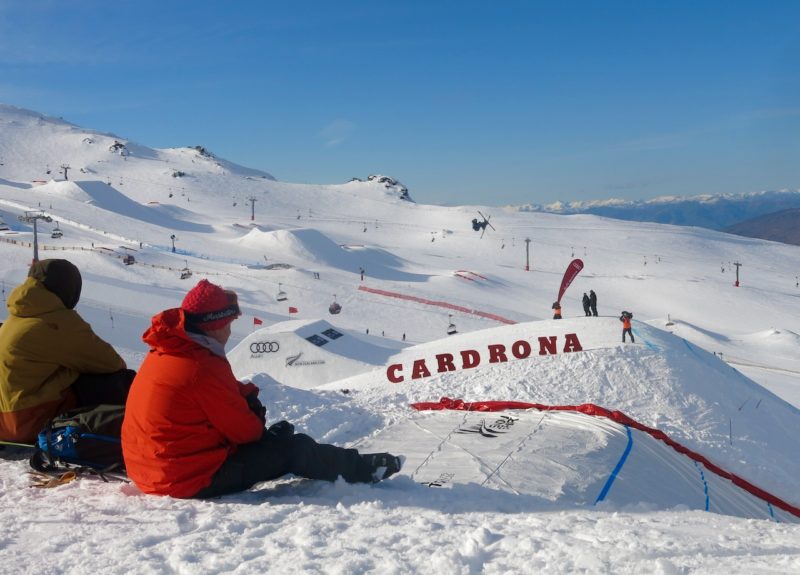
[694, 461, 710, 511]
[595, 425, 633, 504]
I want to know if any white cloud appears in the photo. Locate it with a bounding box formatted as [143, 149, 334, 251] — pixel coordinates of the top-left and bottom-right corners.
[318, 119, 355, 147]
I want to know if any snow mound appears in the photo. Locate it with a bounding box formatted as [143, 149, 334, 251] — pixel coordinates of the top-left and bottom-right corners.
[297, 317, 800, 508]
[229, 319, 407, 388]
[232, 227, 424, 280]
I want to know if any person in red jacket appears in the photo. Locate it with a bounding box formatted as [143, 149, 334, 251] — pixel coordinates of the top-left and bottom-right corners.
[122, 279, 402, 498]
[620, 311, 634, 343]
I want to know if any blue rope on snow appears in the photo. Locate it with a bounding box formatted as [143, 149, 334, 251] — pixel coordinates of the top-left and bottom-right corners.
[768, 502, 778, 522]
[694, 461, 710, 511]
[595, 425, 633, 504]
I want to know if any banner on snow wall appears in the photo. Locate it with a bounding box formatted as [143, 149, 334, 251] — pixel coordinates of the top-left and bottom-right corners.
[557, 258, 584, 303]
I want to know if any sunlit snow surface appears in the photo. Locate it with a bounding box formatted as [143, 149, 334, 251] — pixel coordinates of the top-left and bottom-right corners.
[1, 104, 798, 573]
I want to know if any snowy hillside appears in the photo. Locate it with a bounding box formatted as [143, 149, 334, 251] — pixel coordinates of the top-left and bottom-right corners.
[1, 104, 799, 573]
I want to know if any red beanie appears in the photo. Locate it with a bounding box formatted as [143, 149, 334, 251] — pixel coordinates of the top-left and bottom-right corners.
[181, 279, 240, 332]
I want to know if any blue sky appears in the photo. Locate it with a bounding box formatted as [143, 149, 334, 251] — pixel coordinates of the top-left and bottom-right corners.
[1, 1, 798, 206]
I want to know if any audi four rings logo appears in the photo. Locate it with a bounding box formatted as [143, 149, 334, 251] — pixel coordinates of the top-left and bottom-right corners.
[250, 341, 280, 353]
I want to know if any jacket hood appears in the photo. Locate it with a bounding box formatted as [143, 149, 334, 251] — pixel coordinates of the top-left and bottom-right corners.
[6, 277, 69, 318]
[28, 259, 82, 310]
[143, 308, 198, 354]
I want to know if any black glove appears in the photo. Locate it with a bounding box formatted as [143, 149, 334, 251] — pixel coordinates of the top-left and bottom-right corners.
[245, 394, 267, 425]
[267, 420, 295, 439]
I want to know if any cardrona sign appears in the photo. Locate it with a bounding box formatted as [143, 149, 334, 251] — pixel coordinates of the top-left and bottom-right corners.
[387, 332, 584, 383]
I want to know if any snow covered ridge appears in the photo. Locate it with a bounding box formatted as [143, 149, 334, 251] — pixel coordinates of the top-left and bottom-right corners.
[514, 188, 800, 231]
[0, 103, 276, 185]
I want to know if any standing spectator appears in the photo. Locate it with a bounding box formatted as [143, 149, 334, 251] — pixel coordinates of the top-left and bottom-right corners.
[620, 311, 634, 343]
[582, 293, 591, 316]
[122, 279, 402, 498]
[0, 259, 134, 443]
[552, 301, 562, 320]
[589, 290, 598, 317]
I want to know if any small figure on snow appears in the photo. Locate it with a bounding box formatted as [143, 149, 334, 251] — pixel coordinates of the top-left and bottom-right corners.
[589, 290, 598, 317]
[620, 310, 634, 343]
[582, 293, 591, 316]
[552, 301, 562, 320]
[122, 279, 402, 498]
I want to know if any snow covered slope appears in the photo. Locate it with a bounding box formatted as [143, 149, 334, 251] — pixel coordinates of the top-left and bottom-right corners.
[1, 103, 799, 572]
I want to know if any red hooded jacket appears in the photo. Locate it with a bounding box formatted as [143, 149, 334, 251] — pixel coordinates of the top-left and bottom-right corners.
[122, 308, 264, 498]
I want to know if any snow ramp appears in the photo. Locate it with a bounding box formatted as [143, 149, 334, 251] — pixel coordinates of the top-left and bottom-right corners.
[354, 402, 798, 523]
[228, 319, 405, 389]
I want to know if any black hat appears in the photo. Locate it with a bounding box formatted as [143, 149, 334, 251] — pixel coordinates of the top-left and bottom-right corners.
[28, 259, 82, 309]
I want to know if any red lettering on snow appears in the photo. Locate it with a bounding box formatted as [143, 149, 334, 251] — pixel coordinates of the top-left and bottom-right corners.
[411, 359, 432, 380]
[436, 353, 456, 373]
[386, 333, 585, 383]
[460, 349, 480, 369]
[563, 333, 583, 352]
[512, 340, 532, 359]
[488, 344, 508, 363]
[387, 364, 404, 383]
[538, 336, 557, 355]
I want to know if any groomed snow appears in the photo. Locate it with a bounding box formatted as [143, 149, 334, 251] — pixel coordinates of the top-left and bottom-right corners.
[1, 104, 799, 573]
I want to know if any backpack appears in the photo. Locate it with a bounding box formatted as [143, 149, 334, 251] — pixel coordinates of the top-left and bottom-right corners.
[29, 404, 126, 478]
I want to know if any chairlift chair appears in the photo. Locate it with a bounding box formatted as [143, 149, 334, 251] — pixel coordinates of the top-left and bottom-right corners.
[51, 223, 63, 239]
[276, 283, 288, 302]
[329, 295, 342, 315]
[446, 314, 457, 335]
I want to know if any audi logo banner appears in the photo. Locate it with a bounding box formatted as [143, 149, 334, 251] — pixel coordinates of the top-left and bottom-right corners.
[250, 341, 280, 354]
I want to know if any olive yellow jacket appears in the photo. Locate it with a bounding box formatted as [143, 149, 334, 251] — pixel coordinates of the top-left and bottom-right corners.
[0, 277, 125, 442]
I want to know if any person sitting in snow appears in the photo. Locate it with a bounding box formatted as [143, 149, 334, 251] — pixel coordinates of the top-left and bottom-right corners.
[122, 279, 402, 498]
[0, 259, 134, 443]
[552, 300, 562, 320]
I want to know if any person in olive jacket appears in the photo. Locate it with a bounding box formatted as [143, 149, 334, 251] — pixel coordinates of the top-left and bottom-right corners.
[0, 259, 134, 443]
[122, 279, 402, 499]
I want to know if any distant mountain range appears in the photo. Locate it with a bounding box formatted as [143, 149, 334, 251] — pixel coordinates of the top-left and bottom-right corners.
[515, 190, 800, 245]
[723, 208, 800, 246]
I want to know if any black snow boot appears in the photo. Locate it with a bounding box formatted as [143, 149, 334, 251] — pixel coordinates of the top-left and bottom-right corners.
[362, 453, 404, 483]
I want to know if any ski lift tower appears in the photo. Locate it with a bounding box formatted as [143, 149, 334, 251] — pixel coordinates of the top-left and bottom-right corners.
[248, 196, 257, 221]
[525, 238, 531, 271]
[733, 261, 742, 287]
[18, 210, 52, 263]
